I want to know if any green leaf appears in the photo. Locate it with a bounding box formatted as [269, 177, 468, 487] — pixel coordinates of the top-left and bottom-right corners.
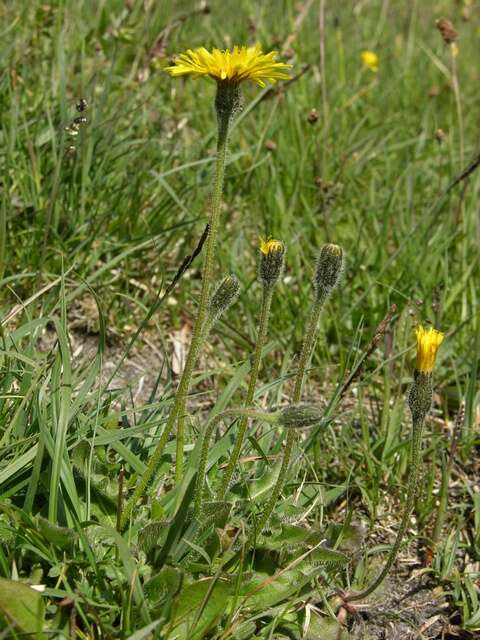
[248, 462, 281, 501]
[0, 577, 46, 638]
[37, 516, 78, 549]
[240, 569, 307, 610]
[262, 524, 325, 550]
[326, 522, 365, 555]
[200, 501, 232, 526]
[138, 520, 171, 554]
[144, 566, 182, 605]
[172, 579, 231, 639]
[231, 620, 256, 640]
[304, 614, 349, 640]
[125, 620, 164, 640]
[306, 546, 349, 568]
[274, 499, 306, 524]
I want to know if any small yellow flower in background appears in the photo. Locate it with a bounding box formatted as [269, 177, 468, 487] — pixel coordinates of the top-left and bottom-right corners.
[450, 42, 459, 57]
[415, 325, 445, 373]
[259, 237, 284, 255]
[165, 44, 292, 87]
[361, 50, 379, 72]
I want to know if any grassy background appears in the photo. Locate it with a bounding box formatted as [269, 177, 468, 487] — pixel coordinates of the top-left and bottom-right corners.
[1, 0, 479, 638]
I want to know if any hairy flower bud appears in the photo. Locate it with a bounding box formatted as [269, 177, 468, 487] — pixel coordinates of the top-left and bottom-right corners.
[258, 238, 285, 288]
[408, 326, 444, 423]
[278, 403, 323, 429]
[314, 243, 344, 302]
[207, 274, 240, 321]
[215, 81, 242, 121]
[408, 371, 433, 424]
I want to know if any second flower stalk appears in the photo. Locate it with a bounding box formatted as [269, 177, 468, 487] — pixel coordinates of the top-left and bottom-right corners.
[217, 238, 286, 500]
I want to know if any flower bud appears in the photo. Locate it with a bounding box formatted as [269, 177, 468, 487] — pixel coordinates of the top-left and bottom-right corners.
[408, 371, 433, 423]
[314, 243, 344, 302]
[278, 403, 323, 429]
[207, 274, 240, 321]
[258, 238, 285, 288]
[408, 326, 444, 423]
[215, 81, 242, 121]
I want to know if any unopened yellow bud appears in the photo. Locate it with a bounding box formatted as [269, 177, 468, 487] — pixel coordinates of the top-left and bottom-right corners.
[415, 325, 445, 374]
[258, 237, 285, 288]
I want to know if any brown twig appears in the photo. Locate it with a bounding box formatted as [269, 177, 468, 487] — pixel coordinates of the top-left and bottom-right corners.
[102, 224, 209, 393]
[164, 224, 209, 298]
[338, 304, 397, 399]
[446, 152, 480, 192]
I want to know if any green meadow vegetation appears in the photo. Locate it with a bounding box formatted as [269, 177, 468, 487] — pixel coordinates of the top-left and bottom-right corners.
[1, 1, 479, 638]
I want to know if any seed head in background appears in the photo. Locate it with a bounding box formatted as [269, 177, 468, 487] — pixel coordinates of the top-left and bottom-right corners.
[436, 17, 458, 45]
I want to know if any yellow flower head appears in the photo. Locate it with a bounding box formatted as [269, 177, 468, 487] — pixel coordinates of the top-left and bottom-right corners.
[165, 44, 292, 87]
[259, 237, 284, 255]
[361, 50, 379, 72]
[415, 325, 445, 373]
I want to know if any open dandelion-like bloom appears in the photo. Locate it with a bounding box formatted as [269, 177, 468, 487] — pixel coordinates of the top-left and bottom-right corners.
[259, 237, 284, 255]
[361, 50, 379, 72]
[415, 325, 445, 373]
[166, 45, 292, 87]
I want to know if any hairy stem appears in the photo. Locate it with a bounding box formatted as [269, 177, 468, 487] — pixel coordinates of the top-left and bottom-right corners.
[175, 114, 230, 483]
[253, 296, 326, 538]
[292, 297, 325, 402]
[120, 111, 230, 530]
[217, 287, 274, 500]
